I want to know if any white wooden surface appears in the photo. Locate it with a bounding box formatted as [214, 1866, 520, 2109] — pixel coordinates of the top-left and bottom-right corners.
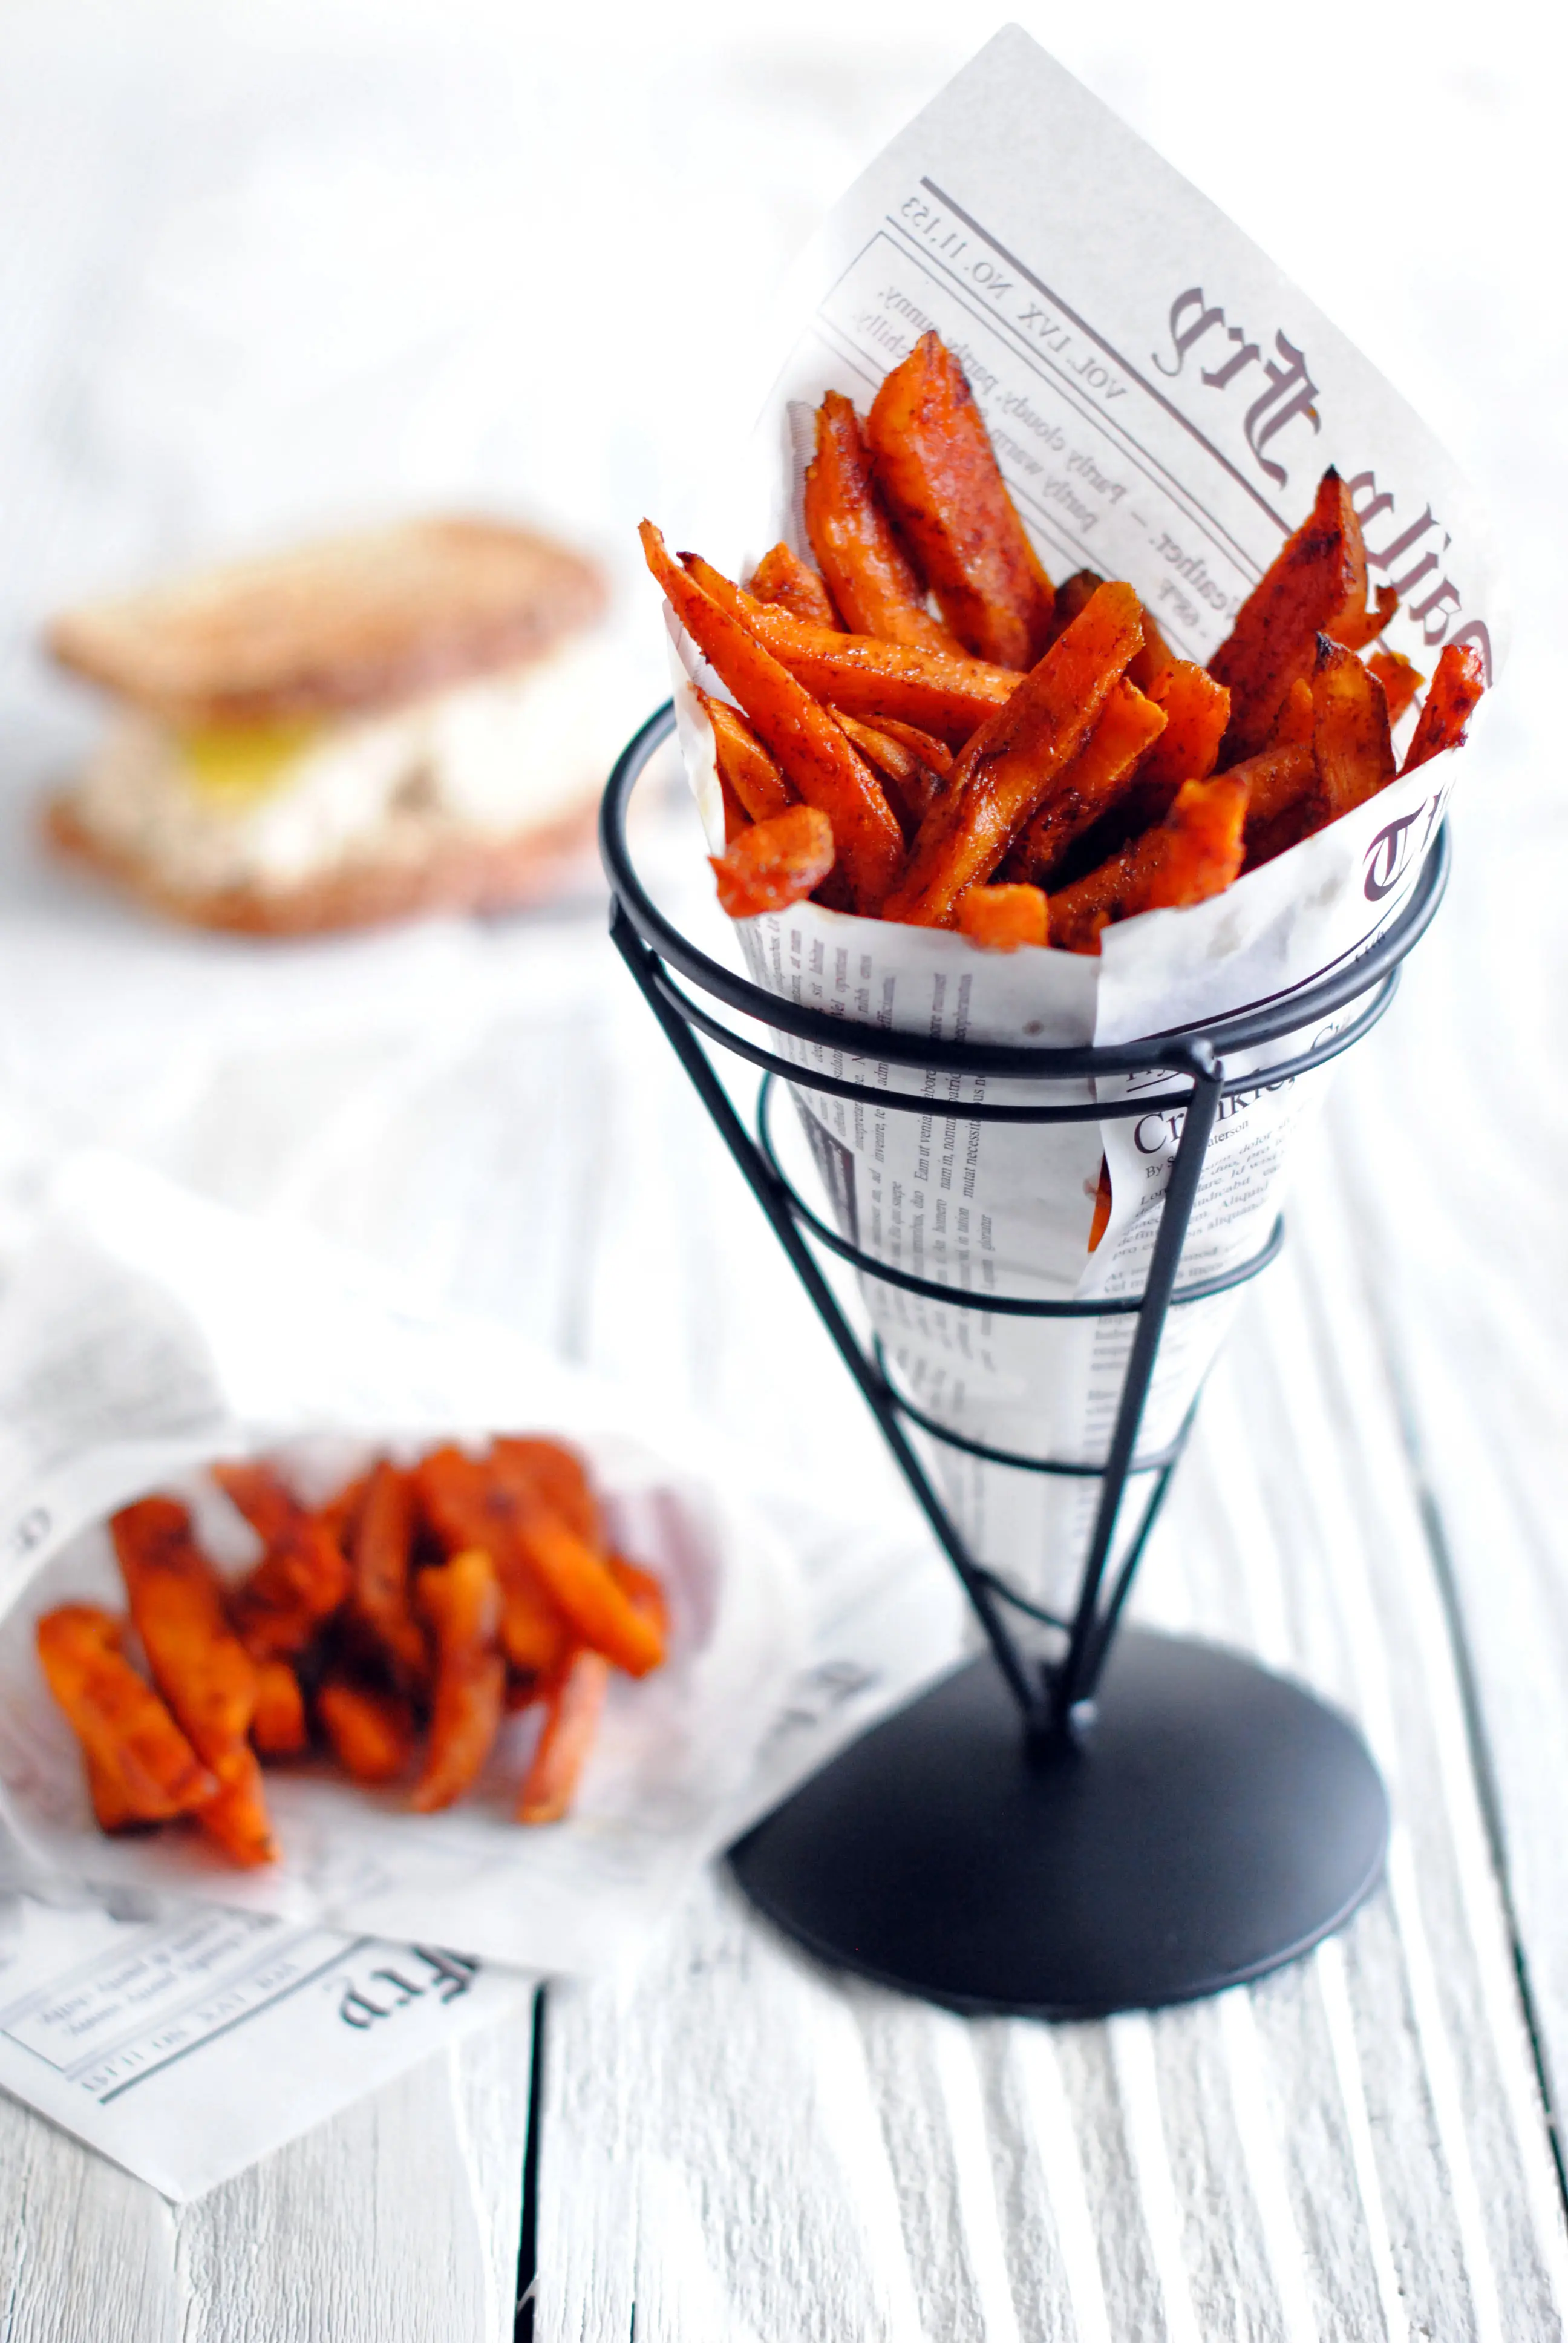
[0, 6, 1565, 2338]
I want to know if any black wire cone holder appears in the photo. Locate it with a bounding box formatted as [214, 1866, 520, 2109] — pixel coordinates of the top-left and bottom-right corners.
[603, 703, 1448, 2017]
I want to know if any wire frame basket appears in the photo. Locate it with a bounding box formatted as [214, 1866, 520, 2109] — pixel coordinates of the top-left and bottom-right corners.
[603, 703, 1449, 2017]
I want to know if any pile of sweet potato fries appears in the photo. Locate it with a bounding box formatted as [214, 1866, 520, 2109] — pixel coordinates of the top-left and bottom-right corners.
[642, 330, 1483, 948]
[35, 1439, 666, 1866]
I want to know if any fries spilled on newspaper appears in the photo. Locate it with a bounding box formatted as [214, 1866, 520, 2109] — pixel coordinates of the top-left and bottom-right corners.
[642, 330, 1485, 949]
[36, 1438, 667, 1864]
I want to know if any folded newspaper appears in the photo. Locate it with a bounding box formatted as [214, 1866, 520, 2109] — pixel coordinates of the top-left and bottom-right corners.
[0, 1154, 961, 2195]
[665, 25, 1506, 1632]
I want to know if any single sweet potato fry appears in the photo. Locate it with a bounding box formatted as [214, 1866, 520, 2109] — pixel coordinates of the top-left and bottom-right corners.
[349, 1460, 428, 1693]
[710, 804, 836, 917]
[517, 1647, 611, 1826]
[1050, 772, 1249, 951]
[1308, 637, 1395, 824]
[1331, 582, 1399, 654]
[489, 1438, 601, 1547]
[1135, 663, 1230, 804]
[215, 1460, 351, 1661]
[1087, 1157, 1113, 1253]
[1128, 600, 1177, 692]
[679, 555, 1014, 747]
[804, 391, 961, 653]
[411, 1550, 506, 1812]
[1268, 675, 1315, 749]
[113, 1496, 257, 1771]
[196, 1746, 276, 1867]
[1209, 468, 1368, 758]
[1003, 676, 1166, 887]
[1402, 640, 1485, 773]
[866, 332, 1054, 668]
[415, 1446, 570, 1678]
[696, 689, 795, 824]
[641, 522, 904, 911]
[883, 580, 1144, 926]
[746, 542, 840, 629]
[956, 884, 1048, 951]
[830, 713, 944, 833]
[252, 1658, 308, 1757]
[318, 1676, 416, 1786]
[1040, 569, 1104, 652]
[36, 1604, 215, 1821]
[87, 1751, 150, 1834]
[606, 1556, 669, 1642]
[1366, 649, 1423, 726]
[513, 1512, 665, 1678]
[1232, 741, 1318, 868]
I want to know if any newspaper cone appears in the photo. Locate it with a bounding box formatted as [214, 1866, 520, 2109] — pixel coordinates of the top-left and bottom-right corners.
[664, 28, 1505, 1639]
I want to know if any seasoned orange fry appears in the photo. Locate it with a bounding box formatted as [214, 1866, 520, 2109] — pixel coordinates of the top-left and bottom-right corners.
[349, 1460, 428, 1693]
[196, 1746, 277, 1867]
[640, 522, 904, 912]
[1087, 1157, 1113, 1253]
[1135, 663, 1230, 805]
[411, 1549, 506, 1813]
[1331, 582, 1399, 654]
[1308, 637, 1394, 824]
[1050, 772, 1249, 952]
[1128, 600, 1177, 692]
[804, 390, 961, 653]
[1041, 569, 1105, 652]
[1004, 677, 1166, 887]
[113, 1497, 257, 1768]
[1209, 468, 1368, 758]
[830, 712, 947, 833]
[884, 580, 1144, 926]
[956, 884, 1048, 952]
[867, 331, 1054, 669]
[678, 555, 1014, 746]
[1268, 675, 1316, 749]
[1366, 648, 1422, 726]
[607, 1556, 669, 1642]
[252, 1657, 309, 1757]
[514, 1511, 665, 1678]
[746, 541, 840, 629]
[517, 1647, 611, 1825]
[1233, 741, 1318, 868]
[489, 1439, 601, 1547]
[37, 1605, 214, 1821]
[1402, 640, 1485, 773]
[86, 1751, 148, 1834]
[215, 1460, 351, 1662]
[696, 690, 795, 824]
[318, 1676, 415, 1786]
[416, 1446, 571, 1678]
[710, 804, 836, 917]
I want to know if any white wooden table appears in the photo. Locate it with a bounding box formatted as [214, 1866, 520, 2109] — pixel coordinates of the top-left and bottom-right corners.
[0, 7, 1564, 2335]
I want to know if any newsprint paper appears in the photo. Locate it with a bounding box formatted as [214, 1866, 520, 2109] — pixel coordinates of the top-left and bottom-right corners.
[667, 25, 1506, 1636]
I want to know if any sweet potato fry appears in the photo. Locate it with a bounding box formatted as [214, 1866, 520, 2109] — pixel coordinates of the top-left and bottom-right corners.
[411, 1549, 506, 1812]
[1209, 468, 1368, 758]
[709, 803, 835, 917]
[252, 1658, 308, 1757]
[517, 1647, 611, 1825]
[1402, 640, 1485, 773]
[113, 1497, 257, 1768]
[746, 542, 840, 629]
[1087, 1157, 1113, 1253]
[513, 1512, 665, 1677]
[804, 391, 961, 653]
[489, 1438, 601, 1547]
[1135, 663, 1230, 805]
[1308, 636, 1395, 824]
[348, 1460, 428, 1693]
[866, 331, 1054, 668]
[696, 689, 795, 824]
[1366, 649, 1422, 727]
[607, 1556, 669, 1642]
[86, 1751, 149, 1834]
[883, 581, 1144, 926]
[1331, 582, 1399, 654]
[1128, 600, 1177, 692]
[1041, 569, 1104, 652]
[640, 522, 904, 912]
[1050, 772, 1249, 951]
[196, 1746, 276, 1867]
[956, 884, 1048, 951]
[678, 555, 1014, 746]
[318, 1676, 416, 1786]
[215, 1460, 351, 1661]
[1003, 677, 1166, 887]
[1268, 675, 1315, 749]
[1231, 741, 1318, 867]
[36, 1605, 214, 1821]
[830, 713, 945, 833]
[415, 1446, 570, 1678]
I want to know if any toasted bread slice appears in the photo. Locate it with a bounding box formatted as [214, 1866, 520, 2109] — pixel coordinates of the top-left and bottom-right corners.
[47, 517, 606, 726]
[44, 791, 599, 937]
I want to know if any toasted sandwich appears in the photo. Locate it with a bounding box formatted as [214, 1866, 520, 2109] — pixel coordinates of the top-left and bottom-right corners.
[45, 515, 613, 935]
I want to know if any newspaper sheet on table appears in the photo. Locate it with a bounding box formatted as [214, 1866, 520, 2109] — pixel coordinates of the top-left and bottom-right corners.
[665, 25, 1506, 1636]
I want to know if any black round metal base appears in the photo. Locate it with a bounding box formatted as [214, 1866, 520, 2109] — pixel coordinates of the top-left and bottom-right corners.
[729, 1627, 1387, 2018]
